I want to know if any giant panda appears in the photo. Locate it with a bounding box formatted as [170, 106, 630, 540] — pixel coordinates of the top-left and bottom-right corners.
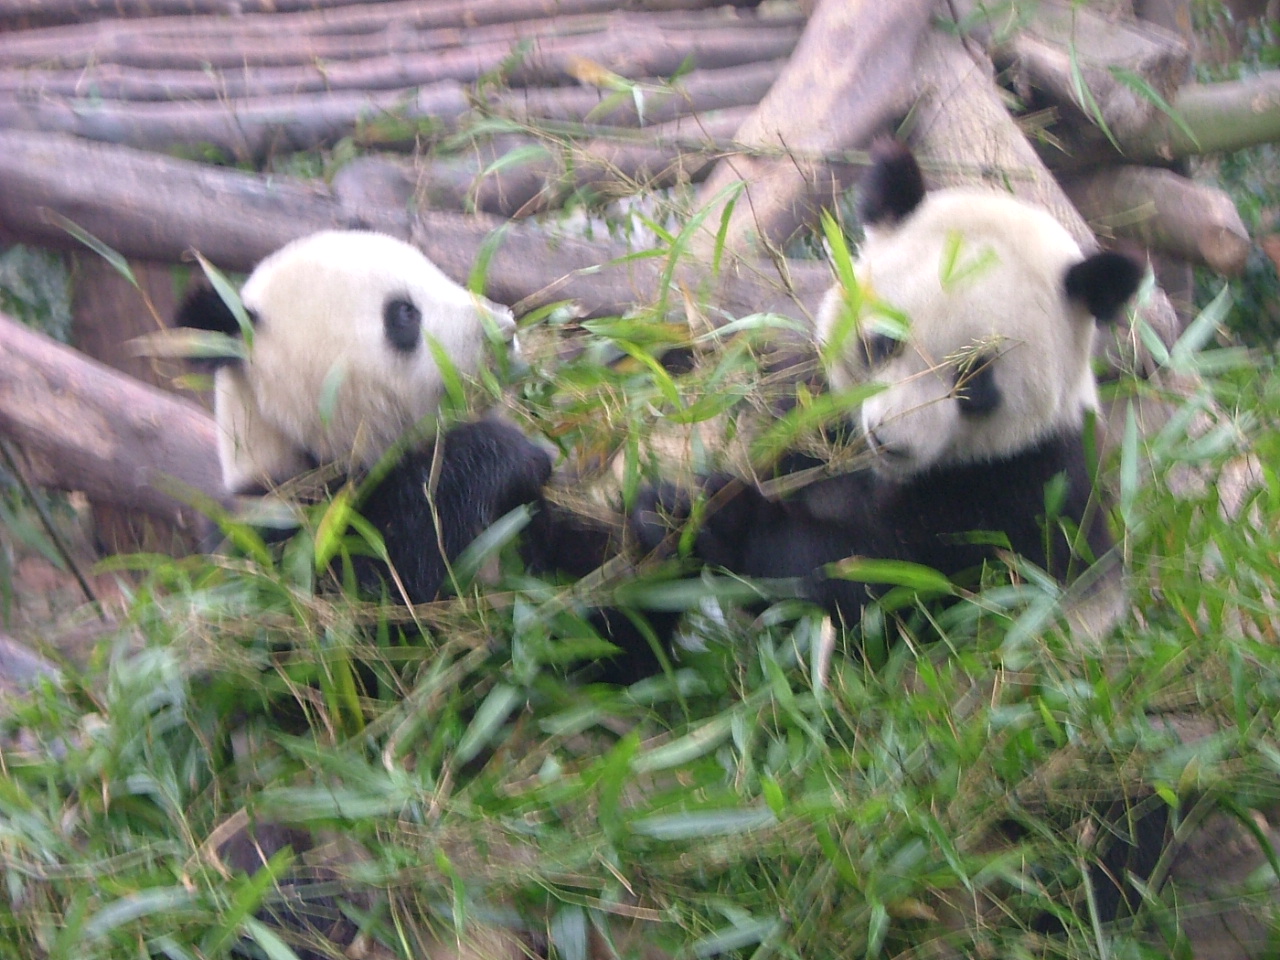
[633, 139, 1143, 638]
[176, 229, 661, 680]
[176, 229, 557, 606]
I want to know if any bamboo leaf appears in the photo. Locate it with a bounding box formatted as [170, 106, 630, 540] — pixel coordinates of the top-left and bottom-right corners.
[48, 212, 136, 286]
[630, 806, 776, 840]
[454, 682, 524, 766]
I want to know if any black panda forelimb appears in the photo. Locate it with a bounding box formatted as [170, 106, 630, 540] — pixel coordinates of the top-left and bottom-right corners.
[354, 417, 553, 604]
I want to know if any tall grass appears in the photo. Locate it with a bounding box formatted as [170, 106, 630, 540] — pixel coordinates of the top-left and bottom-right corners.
[1, 246, 1278, 960]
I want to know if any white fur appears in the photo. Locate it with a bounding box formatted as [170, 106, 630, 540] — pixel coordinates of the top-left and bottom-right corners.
[815, 189, 1101, 480]
[215, 230, 515, 493]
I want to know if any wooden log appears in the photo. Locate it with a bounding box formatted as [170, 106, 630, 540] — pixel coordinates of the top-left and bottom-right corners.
[489, 58, 782, 126]
[1038, 72, 1280, 171]
[694, 0, 935, 255]
[0, 0, 759, 31]
[0, 130, 829, 320]
[906, 30, 1183, 351]
[1061, 166, 1251, 276]
[417, 108, 750, 217]
[0, 129, 354, 270]
[1125, 73, 1280, 160]
[0, 6, 781, 69]
[907, 30, 1099, 249]
[0, 84, 472, 163]
[0, 16, 802, 102]
[991, 0, 1191, 142]
[0, 60, 779, 160]
[0, 310, 223, 526]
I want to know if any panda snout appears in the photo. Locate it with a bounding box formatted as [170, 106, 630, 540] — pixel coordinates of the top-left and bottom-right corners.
[866, 427, 912, 465]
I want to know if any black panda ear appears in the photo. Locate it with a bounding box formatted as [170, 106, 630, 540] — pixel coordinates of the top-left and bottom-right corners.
[1064, 251, 1144, 324]
[175, 285, 250, 337]
[858, 138, 926, 227]
[173, 285, 256, 370]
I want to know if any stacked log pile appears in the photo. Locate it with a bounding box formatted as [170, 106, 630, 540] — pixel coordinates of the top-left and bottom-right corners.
[0, 0, 1273, 521]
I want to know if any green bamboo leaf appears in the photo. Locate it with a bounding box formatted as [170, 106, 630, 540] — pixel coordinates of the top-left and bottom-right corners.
[689, 917, 779, 957]
[47, 212, 136, 286]
[259, 786, 407, 820]
[313, 483, 355, 573]
[241, 916, 305, 960]
[826, 558, 955, 594]
[1119, 401, 1141, 531]
[1069, 41, 1120, 151]
[1170, 284, 1230, 370]
[468, 221, 511, 296]
[630, 806, 776, 839]
[454, 682, 523, 766]
[129, 327, 247, 362]
[425, 333, 467, 412]
[83, 887, 197, 940]
[612, 574, 774, 612]
[193, 251, 254, 346]
[632, 711, 735, 773]
[1110, 66, 1200, 150]
[202, 846, 297, 956]
[450, 504, 532, 589]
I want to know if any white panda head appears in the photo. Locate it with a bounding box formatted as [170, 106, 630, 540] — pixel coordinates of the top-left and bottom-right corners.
[177, 230, 516, 494]
[815, 141, 1142, 481]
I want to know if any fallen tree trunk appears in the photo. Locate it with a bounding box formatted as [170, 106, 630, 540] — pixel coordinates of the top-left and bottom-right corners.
[0, 84, 472, 163]
[489, 58, 782, 127]
[1062, 166, 1251, 275]
[0, 16, 801, 101]
[1124, 72, 1280, 160]
[0, 129, 829, 320]
[0, 60, 780, 161]
[0, 311, 223, 526]
[0, 0, 759, 31]
[0, 6, 783, 69]
[990, 0, 1190, 142]
[417, 108, 749, 217]
[695, 0, 935, 255]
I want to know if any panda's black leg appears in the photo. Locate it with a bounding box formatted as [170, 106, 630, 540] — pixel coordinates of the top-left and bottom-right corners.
[359, 418, 552, 604]
[523, 497, 682, 685]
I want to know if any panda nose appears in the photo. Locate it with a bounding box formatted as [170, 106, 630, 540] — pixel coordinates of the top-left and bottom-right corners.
[867, 428, 910, 463]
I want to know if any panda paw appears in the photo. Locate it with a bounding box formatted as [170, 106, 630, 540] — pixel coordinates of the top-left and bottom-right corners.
[629, 481, 692, 556]
[444, 417, 554, 511]
[629, 473, 761, 570]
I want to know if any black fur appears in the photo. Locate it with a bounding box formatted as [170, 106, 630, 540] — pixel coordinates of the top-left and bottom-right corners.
[175, 285, 255, 371]
[1064, 251, 1144, 323]
[352, 422, 670, 683]
[858, 138, 927, 227]
[382, 296, 422, 353]
[355, 418, 554, 603]
[633, 427, 1109, 634]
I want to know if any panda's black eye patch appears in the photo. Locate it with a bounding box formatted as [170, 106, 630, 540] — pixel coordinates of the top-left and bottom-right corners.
[383, 297, 422, 353]
[954, 354, 1001, 416]
[863, 332, 900, 366]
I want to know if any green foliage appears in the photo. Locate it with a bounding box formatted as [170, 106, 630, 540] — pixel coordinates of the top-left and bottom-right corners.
[1191, 9, 1280, 343]
[1, 269, 1276, 960]
[0, 244, 73, 341]
[4, 177, 1280, 960]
